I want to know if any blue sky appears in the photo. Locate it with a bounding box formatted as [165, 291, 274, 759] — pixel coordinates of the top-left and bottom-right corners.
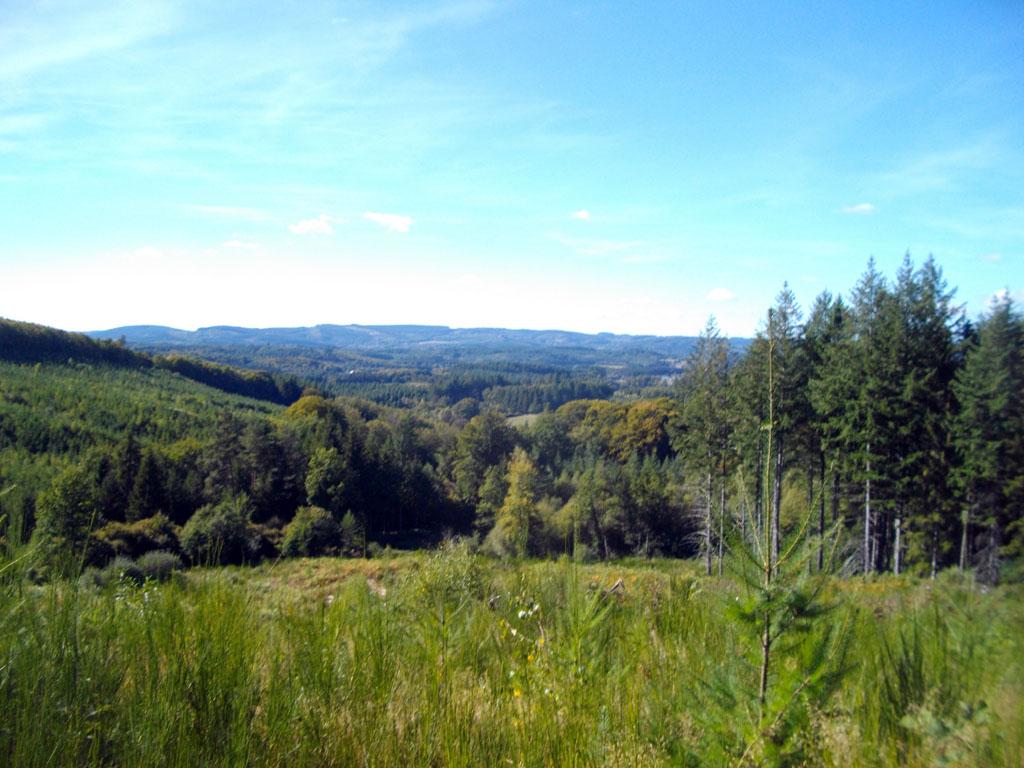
[1, 1, 1022, 336]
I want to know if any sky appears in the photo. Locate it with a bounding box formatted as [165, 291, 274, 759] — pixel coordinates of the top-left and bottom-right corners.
[1, 0, 1022, 337]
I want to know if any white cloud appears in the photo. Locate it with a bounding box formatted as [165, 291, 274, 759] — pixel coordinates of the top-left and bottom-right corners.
[571, 209, 591, 221]
[554, 234, 643, 258]
[840, 202, 876, 215]
[363, 211, 413, 233]
[222, 240, 259, 250]
[980, 252, 1002, 263]
[289, 214, 334, 235]
[706, 287, 736, 302]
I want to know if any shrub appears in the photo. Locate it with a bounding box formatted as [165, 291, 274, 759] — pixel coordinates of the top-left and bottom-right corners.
[94, 513, 180, 558]
[33, 463, 112, 575]
[136, 550, 183, 581]
[180, 496, 260, 565]
[106, 555, 144, 584]
[339, 509, 362, 553]
[252, 523, 283, 560]
[281, 506, 340, 557]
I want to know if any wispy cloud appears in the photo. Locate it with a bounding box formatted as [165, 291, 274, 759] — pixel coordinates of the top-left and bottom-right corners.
[188, 205, 271, 221]
[877, 139, 1004, 197]
[980, 252, 1002, 263]
[551, 233, 675, 265]
[707, 288, 736, 302]
[363, 211, 413, 233]
[840, 202, 875, 215]
[0, 0, 177, 79]
[571, 209, 591, 221]
[222, 240, 259, 250]
[289, 214, 335, 235]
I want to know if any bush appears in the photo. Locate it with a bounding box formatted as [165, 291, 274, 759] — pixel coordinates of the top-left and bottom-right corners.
[136, 550, 183, 581]
[107, 555, 144, 584]
[33, 463, 112, 575]
[180, 496, 260, 565]
[281, 506, 340, 557]
[94, 513, 180, 558]
[252, 523, 283, 560]
[79, 551, 184, 588]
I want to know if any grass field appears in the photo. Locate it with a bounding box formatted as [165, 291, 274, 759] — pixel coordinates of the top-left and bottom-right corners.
[1, 547, 1022, 767]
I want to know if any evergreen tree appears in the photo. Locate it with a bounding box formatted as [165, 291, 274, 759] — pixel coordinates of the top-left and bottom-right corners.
[126, 447, 165, 522]
[803, 291, 847, 569]
[677, 317, 732, 574]
[846, 258, 898, 573]
[892, 256, 960, 574]
[952, 295, 1024, 581]
[760, 288, 806, 566]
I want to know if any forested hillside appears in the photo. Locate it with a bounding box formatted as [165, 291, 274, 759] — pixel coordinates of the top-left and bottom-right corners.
[88, 323, 737, 413]
[3, 255, 1023, 582]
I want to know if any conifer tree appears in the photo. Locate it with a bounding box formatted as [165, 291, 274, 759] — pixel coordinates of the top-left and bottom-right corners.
[952, 295, 1024, 580]
[677, 317, 732, 574]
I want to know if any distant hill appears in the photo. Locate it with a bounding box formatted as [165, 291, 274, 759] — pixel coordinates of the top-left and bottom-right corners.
[1, 318, 304, 406]
[90, 323, 746, 358]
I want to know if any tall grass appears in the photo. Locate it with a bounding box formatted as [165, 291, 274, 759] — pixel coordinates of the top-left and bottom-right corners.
[0, 547, 1021, 767]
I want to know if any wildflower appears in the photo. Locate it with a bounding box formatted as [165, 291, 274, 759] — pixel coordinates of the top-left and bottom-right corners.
[513, 688, 522, 698]
[527, 654, 534, 663]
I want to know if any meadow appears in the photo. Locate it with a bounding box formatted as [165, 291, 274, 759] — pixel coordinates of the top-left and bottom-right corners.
[1, 546, 1021, 767]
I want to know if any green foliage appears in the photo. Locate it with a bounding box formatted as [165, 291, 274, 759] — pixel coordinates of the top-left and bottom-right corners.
[154, 354, 303, 405]
[453, 410, 518, 504]
[5, 254, 1024, 580]
[180, 495, 260, 565]
[93, 513, 180, 559]
[1, 556, 1020, 767]
[32, 463, 110, 575]
[280, 506, 340, 557]
[486, 447, 542, 557]
[135, 549, 184, 581]
[0, 317, 149, 367]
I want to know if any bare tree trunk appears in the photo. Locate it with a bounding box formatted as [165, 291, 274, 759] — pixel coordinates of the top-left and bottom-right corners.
[590, 506, 608, 561]
[740, 496, 747, 544]
[705, 469, 713, 576]
[818, 453, 826, 572]
[718, 481, 725, 576]
[864, 449, 872, 575]
[893, 512, 902, 575]
[772, 437, 783, 566]
[959, 505, 970, 571]
[831, 468, 840, 524]
[755, 443, 763, 533]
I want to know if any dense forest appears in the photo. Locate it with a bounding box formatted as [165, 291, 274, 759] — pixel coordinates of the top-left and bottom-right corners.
[87, 324, 726, 412]
[2, 255, 1022, 582]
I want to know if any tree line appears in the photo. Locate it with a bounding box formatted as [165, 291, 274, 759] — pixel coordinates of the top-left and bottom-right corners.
[679, 255, 1022, 581]
[0, 319, 304, 406]
[3, 255, 1022, 581]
